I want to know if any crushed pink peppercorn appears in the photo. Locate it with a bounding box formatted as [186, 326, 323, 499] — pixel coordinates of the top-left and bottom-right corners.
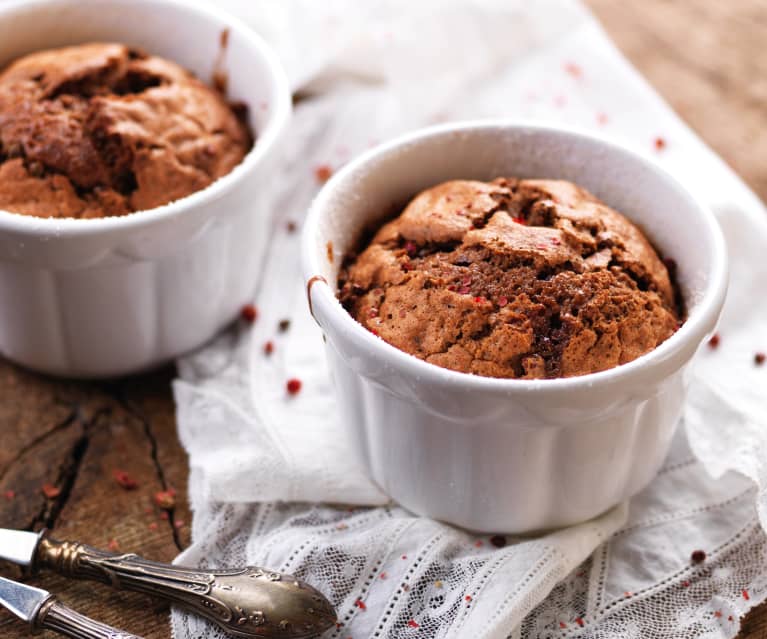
[155, 489, 176, 510]
[564, 62, 582, 77]
[240, 304, 258, 323]
[314, 164, 333, 183]
[286, 378, 302, 395]
[113, 470, 138, 490]
[41, 483, 60, 499]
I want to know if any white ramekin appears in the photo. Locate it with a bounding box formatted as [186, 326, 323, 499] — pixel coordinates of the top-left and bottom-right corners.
[303, 122, 728, 533]
[0, 0, 290, 377]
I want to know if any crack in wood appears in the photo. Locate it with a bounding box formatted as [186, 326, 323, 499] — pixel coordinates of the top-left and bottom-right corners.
[99, 383, 184, 552]
[0, 405, 78, 482]
[26, 406, 112, 533]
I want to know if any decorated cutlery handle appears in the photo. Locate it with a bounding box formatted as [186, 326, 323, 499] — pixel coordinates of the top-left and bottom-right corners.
[36, 597, 142, 639]
[36, 537, 336, 639]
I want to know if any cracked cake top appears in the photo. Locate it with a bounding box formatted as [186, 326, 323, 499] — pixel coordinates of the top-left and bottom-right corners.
[0, 43, 252, 219]
[338, 178, 681, 379]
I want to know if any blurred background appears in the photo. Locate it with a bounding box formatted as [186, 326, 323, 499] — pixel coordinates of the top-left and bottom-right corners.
[587, 0, 766, 199]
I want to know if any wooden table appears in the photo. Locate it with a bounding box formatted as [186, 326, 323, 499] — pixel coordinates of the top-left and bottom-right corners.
[1, 1, 765, 637]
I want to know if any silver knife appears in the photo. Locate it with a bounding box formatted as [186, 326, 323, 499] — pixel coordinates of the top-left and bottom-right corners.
[0, 528, 336, 639]
[0, 574, 142, 639]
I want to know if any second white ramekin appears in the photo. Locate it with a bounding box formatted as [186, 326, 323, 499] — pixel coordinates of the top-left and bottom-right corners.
[303, 122, 727, 533]
[0, 0, 290, 377]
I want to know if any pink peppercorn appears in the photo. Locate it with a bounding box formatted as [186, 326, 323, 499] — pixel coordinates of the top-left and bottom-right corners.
[286, 378, 302, 395]
[240, 304, 257, 323]
[314, 164, 333, 182]
[564, 62, 582, 78]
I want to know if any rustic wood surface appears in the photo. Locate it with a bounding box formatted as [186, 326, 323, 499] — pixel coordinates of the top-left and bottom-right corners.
[0, 362, 191, 638]
[1, 1, 766, 638]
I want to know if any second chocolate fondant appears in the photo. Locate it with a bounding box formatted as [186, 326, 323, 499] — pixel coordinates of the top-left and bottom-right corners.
[0, 43, 251, 219]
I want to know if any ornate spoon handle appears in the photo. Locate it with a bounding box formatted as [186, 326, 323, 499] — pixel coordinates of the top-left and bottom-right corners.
[36, 597, 142, 639]
[36, 537, 336, 639]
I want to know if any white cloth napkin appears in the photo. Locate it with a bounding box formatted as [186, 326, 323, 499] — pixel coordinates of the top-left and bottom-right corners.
[171, 1, 767, 637]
